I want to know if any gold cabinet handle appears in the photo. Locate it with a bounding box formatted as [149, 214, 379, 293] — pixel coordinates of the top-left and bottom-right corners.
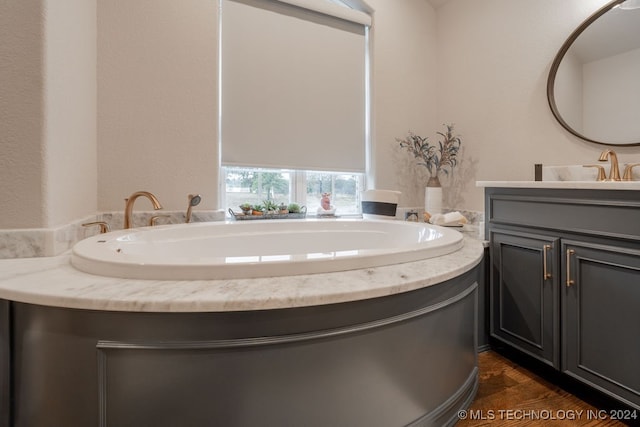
[566, 249, 575, 287]
[543, 244, 552, 279]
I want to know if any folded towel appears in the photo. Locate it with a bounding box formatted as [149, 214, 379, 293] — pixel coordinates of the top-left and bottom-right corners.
[429, 211, 468, 226]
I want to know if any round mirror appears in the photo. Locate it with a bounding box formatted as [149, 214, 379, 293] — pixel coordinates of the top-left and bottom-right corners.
[547, 0, 640, 146]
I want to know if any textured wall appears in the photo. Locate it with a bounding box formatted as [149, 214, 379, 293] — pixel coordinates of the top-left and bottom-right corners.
[0, 0, 96, 229]
[0, 0, 46, 228]
[366, 0, 438, 208]
[97, 0, 219, 212]
[5, 0, 640, 228]
[435, 0, 640, 212]
[97, 0, 437, 211]
[44, 0, 97, 227]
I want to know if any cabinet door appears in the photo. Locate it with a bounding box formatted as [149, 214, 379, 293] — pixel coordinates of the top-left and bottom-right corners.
[0, 300, 9, 427]
[563, 241, 640, 410]
[490, 230, 560, 368]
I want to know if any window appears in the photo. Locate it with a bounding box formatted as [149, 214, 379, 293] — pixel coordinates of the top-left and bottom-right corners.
[223, 167, 364, 216]
[219, 0, 371, 171]
[219, 0, 371, 214]
[305, 171, 363, 215]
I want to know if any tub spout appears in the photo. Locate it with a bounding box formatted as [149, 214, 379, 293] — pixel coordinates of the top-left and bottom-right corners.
[124, 191, 163, 229]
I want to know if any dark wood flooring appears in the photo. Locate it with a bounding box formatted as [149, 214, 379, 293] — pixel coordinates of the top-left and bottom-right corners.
[455, 351, 638, 426]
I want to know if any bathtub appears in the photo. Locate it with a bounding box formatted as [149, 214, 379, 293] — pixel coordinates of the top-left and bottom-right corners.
[5, 218, 481, 426]
[71, 218, 464, 280]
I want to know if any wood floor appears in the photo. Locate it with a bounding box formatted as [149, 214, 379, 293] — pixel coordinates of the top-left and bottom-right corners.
[455, 350, 638, 427]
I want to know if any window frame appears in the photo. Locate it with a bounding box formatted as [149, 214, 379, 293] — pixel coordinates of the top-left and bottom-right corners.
[217, 0, 374, 207]
[220, 166, 365, 217]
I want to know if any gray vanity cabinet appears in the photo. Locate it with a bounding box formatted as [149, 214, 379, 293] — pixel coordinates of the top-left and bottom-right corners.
[562, 240, 640, 410]
[485, 187, 640, 410]
[490, 230, 560, 368]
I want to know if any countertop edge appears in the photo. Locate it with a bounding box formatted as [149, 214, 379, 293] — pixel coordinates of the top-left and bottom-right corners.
[476, 180, 640, 190]
[0, 237, 485, 313]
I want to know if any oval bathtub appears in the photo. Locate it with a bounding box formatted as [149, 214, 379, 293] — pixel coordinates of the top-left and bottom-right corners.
[71, 218, 464, 280]
[7, 218, 481, 426]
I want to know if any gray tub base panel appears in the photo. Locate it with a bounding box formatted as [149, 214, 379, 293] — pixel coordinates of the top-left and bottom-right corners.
[2, 268, 480, 427]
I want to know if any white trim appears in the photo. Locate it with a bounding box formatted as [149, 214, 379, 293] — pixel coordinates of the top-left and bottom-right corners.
[221, 167, 365, 216]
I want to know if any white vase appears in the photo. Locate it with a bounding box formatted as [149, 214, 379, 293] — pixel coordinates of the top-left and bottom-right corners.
[424, 177, 442, 215]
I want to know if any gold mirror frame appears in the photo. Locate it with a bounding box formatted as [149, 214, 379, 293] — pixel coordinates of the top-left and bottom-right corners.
[547, 0, 640, 147]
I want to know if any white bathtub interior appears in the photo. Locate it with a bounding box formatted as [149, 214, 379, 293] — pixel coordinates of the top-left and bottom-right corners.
[71, 219, 464, 280]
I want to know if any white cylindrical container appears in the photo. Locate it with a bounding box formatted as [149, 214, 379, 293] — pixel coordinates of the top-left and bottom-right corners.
[425, 186, 443, 215]
[362, 190, 401, 219]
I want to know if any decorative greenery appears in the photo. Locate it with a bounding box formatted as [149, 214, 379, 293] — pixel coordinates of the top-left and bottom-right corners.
[287, 203, 301, 213]
[397, 124, 462, 178]
[263, 200, 279, 212]
[239, 203, 252, 211]
[252, 203, 264, 213]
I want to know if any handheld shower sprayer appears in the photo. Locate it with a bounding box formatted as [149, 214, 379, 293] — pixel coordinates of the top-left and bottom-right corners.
[186, 194, 202, 223]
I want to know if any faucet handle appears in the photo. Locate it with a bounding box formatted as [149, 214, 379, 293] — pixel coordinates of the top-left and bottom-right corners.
[582, 165, 607, 181]
[598, 150, 621, 181]
[150, 215, 171, 226]
[82, 221, 111, 234]
[623, 163, 640, 181]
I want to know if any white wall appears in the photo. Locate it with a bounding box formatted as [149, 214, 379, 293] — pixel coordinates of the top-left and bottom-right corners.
[0, 0, 96, 229]
[583, 47, 640, 144]
[44, 0, 97, 227]
[367, 0, 438, 208]
[4, 0, 640, 230]
[98, 0, 219, 212]
[97, 0, 435, 211]
[555, 51, 583, 136]
[436, 0, 640, 212]
[0, 0, 46, 228]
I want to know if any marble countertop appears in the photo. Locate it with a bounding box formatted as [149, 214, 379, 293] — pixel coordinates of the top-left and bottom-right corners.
[0, 236, 484, 313]
[476, 180, 640, 190]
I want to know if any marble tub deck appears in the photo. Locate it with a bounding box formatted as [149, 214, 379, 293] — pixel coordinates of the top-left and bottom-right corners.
[0, 236, 484, 313]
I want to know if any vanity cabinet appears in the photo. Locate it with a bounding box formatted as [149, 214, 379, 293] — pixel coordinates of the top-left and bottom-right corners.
[490, 230, 559, 368]
[562, 240, 640, 409]
[485, 187, 640, 410]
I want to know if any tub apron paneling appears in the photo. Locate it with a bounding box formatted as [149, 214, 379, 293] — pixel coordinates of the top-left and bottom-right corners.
[6, 268, 479, 427]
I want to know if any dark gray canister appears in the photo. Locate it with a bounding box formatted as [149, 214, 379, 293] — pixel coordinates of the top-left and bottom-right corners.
[362, 190, 401, 219]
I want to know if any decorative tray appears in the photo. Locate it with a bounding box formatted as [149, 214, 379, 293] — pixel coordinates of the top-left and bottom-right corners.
[228, 207, 307, 221]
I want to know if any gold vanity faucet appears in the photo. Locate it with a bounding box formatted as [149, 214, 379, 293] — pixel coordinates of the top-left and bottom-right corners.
[124, 191, 163, 229]
[598, 149, 621, 181]
[623, 163, 640, 181]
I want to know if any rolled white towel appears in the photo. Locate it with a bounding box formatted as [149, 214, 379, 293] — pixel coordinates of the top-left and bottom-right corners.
[429, 211, 468, 226]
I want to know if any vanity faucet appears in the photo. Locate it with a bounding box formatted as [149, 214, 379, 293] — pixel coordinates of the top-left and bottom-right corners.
[124, 191, 163, 229]
[598, 149, 621, 181]
[623, 163, 640, 181]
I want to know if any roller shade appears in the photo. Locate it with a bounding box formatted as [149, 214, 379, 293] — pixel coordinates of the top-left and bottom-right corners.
[221, 0, 369, 172]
